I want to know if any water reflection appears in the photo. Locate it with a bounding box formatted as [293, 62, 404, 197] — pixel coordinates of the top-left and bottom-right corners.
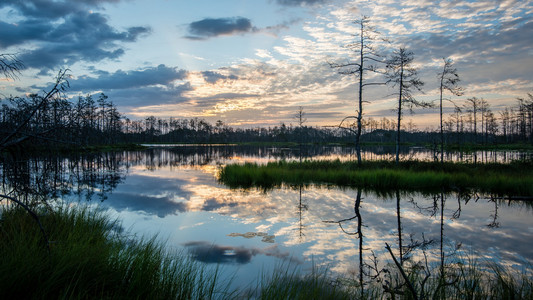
[1, 146, 532, 288]
[183, 241, 290, 264]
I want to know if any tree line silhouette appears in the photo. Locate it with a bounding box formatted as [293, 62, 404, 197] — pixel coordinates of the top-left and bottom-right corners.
[1, 89, 532, 150]
[1, 22, 532, 154]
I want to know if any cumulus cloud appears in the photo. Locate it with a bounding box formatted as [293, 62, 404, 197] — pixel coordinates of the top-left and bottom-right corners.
[186, 17, 254, 40]
[0, 0, 121, 20]
[0, 2, 150, 73]
[0, 19, 53, 48]
[71, 64, 187, 91]
[107, 83, 193, 107]
[65, 65, 191, 107]
[201, 71, 238, 84]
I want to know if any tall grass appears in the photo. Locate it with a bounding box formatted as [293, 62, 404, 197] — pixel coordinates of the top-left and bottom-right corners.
[0, 204, 229, 299]
[243, 264, 356, 299]
[242, 257, 533, 299]
[218, 159, 533, 195]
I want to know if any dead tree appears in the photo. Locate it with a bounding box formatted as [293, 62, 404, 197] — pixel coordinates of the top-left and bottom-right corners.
[437, 58, 464, 162]
[0, 53, 24, 80]
[329, 16, 386, 165]
[385, 48, 428, 164]
[0, 69, 70, 151]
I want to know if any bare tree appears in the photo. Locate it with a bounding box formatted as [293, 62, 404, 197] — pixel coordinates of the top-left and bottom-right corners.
[294, 106, 307, 162]
[329, 16, 386, 165]
[437, 58, 464, 162]
[0, 53, 24, 80]
[464, 97, 483, 141]
[0, 69, 70, 150]
[385, 48, 427, 164]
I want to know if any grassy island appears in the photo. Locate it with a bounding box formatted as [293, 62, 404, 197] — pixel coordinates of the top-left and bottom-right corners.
[219, 159, 533, 196]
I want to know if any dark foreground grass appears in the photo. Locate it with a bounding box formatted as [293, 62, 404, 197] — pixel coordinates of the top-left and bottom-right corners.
[0, 205, 227, 300]
[1, 204, 531, 299]
[219, 159, 533, 196]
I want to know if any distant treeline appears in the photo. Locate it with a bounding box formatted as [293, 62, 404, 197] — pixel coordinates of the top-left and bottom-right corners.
[1, 92, 532, 149]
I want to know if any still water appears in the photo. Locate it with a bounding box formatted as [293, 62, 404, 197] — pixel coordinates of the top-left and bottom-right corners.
[1, 145, 532, 288]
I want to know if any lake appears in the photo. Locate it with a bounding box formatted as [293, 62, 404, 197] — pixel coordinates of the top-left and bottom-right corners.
[1, 145, 532, 290]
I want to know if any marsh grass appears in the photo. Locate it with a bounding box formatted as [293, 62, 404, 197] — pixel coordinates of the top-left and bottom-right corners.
[244, 264, 355, 299]
[401, 258, 533, 300]
[242, 258, 533, 299]
[0, 204, 230, 300]
[219, 159, 533, 195]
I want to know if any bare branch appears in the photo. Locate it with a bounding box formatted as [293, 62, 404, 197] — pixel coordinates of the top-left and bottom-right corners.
[0, 69, 71, 150]
[0, 53, 24, 80]
[385, 242, 419, 300]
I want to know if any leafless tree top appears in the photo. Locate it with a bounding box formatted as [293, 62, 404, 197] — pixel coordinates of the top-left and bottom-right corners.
[0, 53, 24, 80]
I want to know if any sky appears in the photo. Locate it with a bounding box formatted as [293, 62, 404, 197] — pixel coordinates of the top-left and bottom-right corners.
[1, 0, 532, 129]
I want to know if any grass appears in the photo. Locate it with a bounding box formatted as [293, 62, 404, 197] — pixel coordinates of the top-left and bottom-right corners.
[218, 159, 533, 196]
[0, 204, 227, 299]
[445, 142, 533, 152]
[248, 256, 533, 300]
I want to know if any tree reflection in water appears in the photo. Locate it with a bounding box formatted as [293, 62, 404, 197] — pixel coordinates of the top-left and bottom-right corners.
[324, 189, 364, 297]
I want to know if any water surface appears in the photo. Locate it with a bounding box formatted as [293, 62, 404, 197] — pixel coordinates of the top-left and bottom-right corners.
[1, 145, 532, 288]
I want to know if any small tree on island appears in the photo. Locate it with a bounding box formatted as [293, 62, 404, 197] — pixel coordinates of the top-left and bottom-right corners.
[294, 106, 307, 162]
[437, 57, 464, 162]
[385, 48, 429, 164]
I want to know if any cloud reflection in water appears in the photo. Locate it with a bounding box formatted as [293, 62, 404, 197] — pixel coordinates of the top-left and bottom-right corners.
[183, 241, 295, 264]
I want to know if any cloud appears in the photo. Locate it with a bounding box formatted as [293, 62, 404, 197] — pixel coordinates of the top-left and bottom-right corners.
[276, 0, 327, 6]
[71, 64, 187, 91]
[1, 3, 150, 73]
[186, 17, 254, 40]
[201, 71, 238, 84]
[65, 64, 191, 107]
[0, 0, 121, 20]
[76, 82, 191, 108]
[183, 241, 291, 264]
[0, 19, 53, 48]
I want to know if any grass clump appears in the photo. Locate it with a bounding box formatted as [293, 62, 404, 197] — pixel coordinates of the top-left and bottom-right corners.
[239, 264, 357, 300]
[218, 159, 533, 196]
[0, 204, 226, 300]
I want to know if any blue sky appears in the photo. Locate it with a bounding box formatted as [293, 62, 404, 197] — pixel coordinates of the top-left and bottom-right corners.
[1, 0, 532, 128]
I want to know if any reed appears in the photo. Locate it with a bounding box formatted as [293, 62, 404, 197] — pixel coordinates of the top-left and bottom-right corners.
[218, 159, 533, 195]
[247, 265, 355, 299]
[0, 204, 229, 299]
[243, 257, 533, 299]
